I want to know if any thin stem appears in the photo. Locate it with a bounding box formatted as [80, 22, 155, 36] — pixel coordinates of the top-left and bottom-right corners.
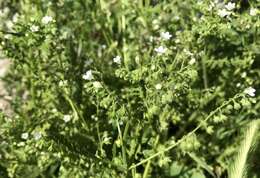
[143, 161, 151, 178]
[117, 119, 127, 169]
[143, 135, 160, 178]
[129, 94, 243, 170]
[202, 50, 208, 89]
[64, 94, 88, 130]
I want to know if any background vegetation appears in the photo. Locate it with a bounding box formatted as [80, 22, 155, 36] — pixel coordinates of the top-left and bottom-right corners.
[0, 0, 259, 177]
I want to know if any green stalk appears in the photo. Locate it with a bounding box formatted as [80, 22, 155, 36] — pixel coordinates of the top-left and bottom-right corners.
[117, 119, 128, 170]
[143, 135, 160, 178]
[202, 50, 208, 89]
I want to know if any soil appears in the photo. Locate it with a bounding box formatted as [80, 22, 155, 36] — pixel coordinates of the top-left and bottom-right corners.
[0, 59, 12, 116]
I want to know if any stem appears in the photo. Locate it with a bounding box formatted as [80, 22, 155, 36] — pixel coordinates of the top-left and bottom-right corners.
[129, 94, 242, 170]
[143, 161, 151, 178]
[143, 135, 160, 178]
[117, 119, 127, 169]
[64, 94, 88, 129]
[202, 50, 208, 89]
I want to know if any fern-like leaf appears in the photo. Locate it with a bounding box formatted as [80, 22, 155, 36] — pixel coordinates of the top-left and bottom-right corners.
[229, 120, 259, 178]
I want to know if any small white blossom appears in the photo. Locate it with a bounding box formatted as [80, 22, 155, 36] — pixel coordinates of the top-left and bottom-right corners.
[244, 87, 256, 97]
[155, 46, 167, 55]
[188, 58, 196, 65]
[241, 72, 247, 78]
[82, 70, 93, 80]
[113, 56, 121, 64]
[30, 25, 39, 32]
[225, 2, 236, 11]
[249, 8, 258, 16]
[33, 132, 42, 140]
[17, 142, 25, 147]
[41, 16, 53, 24]
[21, 132, 29, 140]
[218, 9, 232, 17]
[63, 115, 71, 122]
[93, 81, 102, 88]
[155, 83, 162, 90]
[160, 31, 172, 40]
[12, 13, 19, 23]
[58, 80, 67, 87]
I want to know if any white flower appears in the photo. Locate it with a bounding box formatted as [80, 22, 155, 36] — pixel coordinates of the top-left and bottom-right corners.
[41, 16, 53, 24]
[17, 142, 25, 147]
[21, 132, 29, 140]
[188, 58, 196, 65]
[218, 9, 231, 17]
[58, 80, 67, 87]
[82, 70, 93, 80]
[33, 132, 42, 140]
[63, 115, 71, 122]
[225, 2, 236, 11]
[12, 13, 19, 23]
[160, 31, 172, 40]
[113, 56, 121, 64]
[155, 46, 167, 55]
[249, 8, 257, 16]
[155, 83, 162, 90]
[241, 72, 247, 78]
[30, 25, 39, 32]
[93, 81, 102, 88]
[236, 83, 241, 87]
[244, 87, 256, 97]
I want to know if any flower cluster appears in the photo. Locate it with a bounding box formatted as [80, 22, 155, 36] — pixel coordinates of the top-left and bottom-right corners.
[82, 70, 93, 80]
[41, 15, 53, 24]
[217, 2, 236, 17]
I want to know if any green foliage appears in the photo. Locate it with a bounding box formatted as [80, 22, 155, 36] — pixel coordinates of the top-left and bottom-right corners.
[0, 0, 259, 177]
[229, 120, 260, 178]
